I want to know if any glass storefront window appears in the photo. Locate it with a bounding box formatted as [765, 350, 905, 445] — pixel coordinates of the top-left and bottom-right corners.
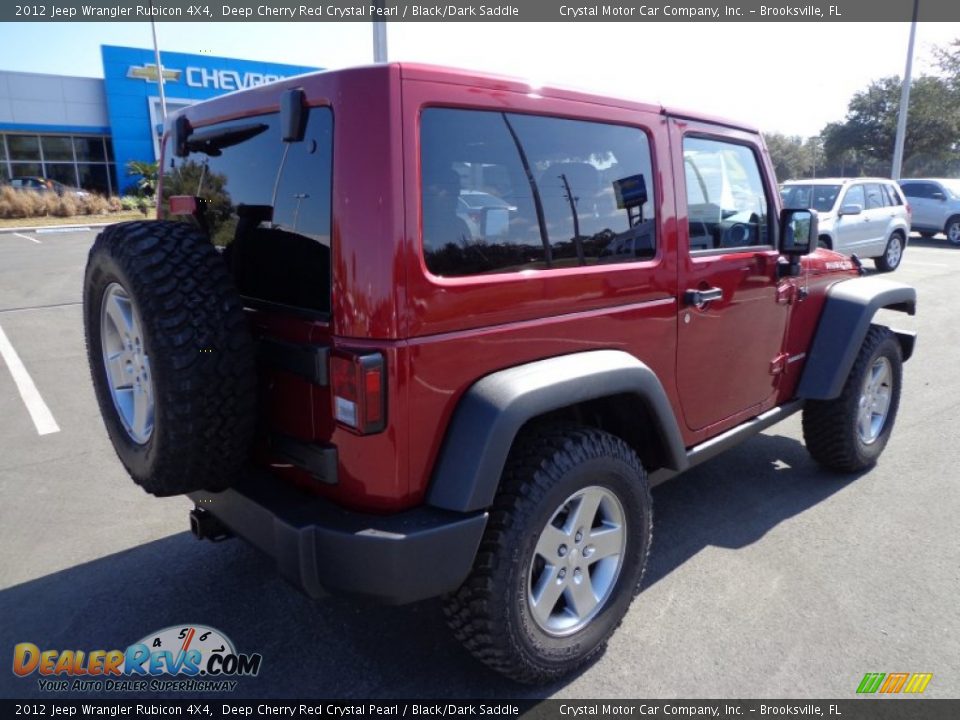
[41, 136, 74, 162]
[8, 135, 40, 161]
[10, 163, 43, 178]
[77, 164, 110, 194]
[46, 163, 79, 187]
[74, 136, 106, 162]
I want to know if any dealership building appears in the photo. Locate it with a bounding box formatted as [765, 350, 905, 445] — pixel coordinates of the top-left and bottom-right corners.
[0, 45, 319, 195]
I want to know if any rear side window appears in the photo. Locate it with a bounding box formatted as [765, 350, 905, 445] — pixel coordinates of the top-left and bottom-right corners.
[882, 183, 903, 206]
[420, 108, 656, 277]
[163, 109, 333, 313]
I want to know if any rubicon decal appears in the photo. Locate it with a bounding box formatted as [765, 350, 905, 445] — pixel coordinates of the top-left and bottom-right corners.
[12, 625, 262, 685]
[857, 672, 933, 694]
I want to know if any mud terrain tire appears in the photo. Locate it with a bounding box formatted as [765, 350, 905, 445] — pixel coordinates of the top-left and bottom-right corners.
[83, 221, 256, 496]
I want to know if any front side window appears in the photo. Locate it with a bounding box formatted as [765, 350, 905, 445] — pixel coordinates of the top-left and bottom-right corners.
[780, 184, 840, 213]
[843, 185, 866, 208]
[900, 182, 933, 199]
[682, 137, 769, 251]
[420, 108, 656, 277]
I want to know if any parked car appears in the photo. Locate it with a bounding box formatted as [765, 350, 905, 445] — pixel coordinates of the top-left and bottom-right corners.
[897, 178, 960, 246]
[780, 178, 911, 272]
[83, 63, 917, 684]
[8, 176, 89, 198]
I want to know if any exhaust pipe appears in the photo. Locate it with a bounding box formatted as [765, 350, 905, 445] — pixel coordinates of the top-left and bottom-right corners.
[189, 508, 233, 542]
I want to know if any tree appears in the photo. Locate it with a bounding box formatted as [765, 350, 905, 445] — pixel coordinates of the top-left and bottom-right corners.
[126, 160, 159, 197]
[819, 73, 960, 177]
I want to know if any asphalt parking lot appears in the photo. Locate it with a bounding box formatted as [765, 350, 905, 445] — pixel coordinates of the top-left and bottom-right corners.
[0, 227, 958, 700]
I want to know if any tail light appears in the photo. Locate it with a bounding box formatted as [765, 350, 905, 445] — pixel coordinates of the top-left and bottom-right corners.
[330, 350, 386, 434]
[905, 202, 912, 219]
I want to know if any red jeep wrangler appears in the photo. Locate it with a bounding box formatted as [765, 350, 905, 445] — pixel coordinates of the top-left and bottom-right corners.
[83, 64, 916, 683]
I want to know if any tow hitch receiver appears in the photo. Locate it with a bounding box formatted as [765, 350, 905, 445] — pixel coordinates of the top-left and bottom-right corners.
[189, 508, 233, 542]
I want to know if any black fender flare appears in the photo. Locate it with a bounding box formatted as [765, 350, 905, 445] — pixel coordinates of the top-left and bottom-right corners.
[797, 276, 916, 401]
[426, 350, 687, 513]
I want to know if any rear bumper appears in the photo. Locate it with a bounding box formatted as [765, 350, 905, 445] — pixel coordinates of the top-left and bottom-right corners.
[188, 478, 487, 605]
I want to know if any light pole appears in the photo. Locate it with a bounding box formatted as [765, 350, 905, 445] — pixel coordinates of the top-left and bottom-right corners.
[149, 0, 167, 122]
[372, 1, 388, 62]
[892, 0, 919, 180]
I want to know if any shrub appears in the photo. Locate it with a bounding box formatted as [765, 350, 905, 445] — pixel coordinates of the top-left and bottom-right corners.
[51, 195, 78, 217]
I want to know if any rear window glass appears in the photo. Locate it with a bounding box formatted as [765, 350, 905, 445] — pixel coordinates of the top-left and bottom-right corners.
[420, 108, 657, 277]
[163, 109, 332, 314]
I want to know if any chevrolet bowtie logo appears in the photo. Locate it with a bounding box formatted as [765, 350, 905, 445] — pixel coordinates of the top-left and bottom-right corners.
[127, 64, 182, 83]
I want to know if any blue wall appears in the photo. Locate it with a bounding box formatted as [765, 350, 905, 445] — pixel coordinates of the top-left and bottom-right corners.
[101, 45, 319, 193]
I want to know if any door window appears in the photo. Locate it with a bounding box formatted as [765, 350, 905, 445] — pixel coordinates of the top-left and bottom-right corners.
[843, 185, 866, 208]
[682, 137, 769, 252]
[864, 184, 885, 210]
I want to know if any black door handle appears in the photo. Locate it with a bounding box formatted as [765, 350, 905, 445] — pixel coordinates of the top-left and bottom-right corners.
[684, 287, 723, 306]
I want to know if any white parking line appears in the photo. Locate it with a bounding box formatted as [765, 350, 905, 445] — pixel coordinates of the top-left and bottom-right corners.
[12, 232, 40, 244]
[901, 260, 950, 268]
[0, 323, 60, 435]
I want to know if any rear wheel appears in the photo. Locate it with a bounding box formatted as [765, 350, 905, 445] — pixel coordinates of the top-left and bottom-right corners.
[874, 232, 905, 272]
[444, 425, 652, 684]
[802, 325, 902, 472]
[84, 221, 256, 496]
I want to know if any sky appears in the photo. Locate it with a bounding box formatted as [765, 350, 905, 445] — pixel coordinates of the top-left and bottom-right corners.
[1, 20, 958, 138]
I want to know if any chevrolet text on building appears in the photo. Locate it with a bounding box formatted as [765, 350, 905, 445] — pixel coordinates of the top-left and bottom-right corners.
[0, 45, 318, 194]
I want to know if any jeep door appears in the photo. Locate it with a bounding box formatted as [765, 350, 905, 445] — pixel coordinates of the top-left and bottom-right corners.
[670, 120, 789, 434]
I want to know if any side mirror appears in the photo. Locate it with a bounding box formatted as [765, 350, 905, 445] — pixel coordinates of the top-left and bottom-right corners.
[779, 208, 817, 256]
[280, 88, 308, 142]
[839, 204, 863, 216]
[173, 115, 192, 158]
[932, 191, 946, 201]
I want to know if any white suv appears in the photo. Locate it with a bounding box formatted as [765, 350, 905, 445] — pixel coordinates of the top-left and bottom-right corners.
[898, 178, 960, 246]
[780, 178, 911, 272]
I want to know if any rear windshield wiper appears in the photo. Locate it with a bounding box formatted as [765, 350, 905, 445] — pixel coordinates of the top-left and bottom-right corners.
[185, 123, 269, 156]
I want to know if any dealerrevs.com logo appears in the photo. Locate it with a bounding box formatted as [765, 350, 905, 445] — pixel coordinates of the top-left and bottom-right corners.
[12, 625, 262, 692]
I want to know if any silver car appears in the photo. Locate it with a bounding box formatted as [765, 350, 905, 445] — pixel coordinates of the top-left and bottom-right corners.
[898, 178, 960, 246]
[780, 178, 911, 272]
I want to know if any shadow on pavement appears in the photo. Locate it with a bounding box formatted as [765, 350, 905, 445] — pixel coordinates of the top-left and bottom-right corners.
[1, 433, 858, 700]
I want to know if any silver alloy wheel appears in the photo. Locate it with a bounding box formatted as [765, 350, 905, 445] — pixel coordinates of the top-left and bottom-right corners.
[527, 485, 627, 637]
[100, 282, 154, 444]
[857, 356, 893, 445]
[948, 221, 960, 246]
[886, 236, 903, 268]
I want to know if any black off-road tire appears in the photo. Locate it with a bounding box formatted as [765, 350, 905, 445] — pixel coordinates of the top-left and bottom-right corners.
[802, 325, 902, 473]
[874, 231, 905, 272]
[83, 220, 256, 496]
[443, 425, 653, 684]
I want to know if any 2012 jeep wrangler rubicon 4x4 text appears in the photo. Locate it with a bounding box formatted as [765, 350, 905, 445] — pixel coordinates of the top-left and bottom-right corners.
[84, 64, 916, 684]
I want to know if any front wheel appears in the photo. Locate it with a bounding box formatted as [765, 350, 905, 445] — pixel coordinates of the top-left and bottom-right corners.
[874, 232, 905, 272]
[802, 325, 902, 472]
[946, 216, 960, 246]
[444, 425, 652, 684]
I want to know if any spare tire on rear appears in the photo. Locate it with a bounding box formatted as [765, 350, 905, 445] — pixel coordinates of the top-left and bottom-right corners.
[83, 220, 256, 496]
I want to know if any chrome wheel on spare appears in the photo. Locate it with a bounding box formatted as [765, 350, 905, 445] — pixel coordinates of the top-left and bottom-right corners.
[528, 486, 627, 637]
[444, 425, 652, 684]
[802, 325, 903, 473]
[100, 283, 154, 444]
[857, 357, 893, 445]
